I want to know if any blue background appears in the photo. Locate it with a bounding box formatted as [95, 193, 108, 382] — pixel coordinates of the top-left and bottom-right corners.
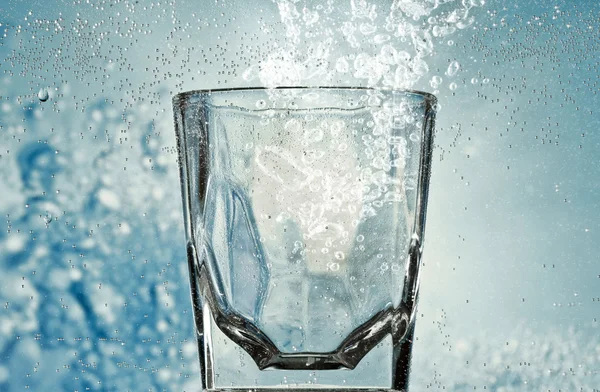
[0, 0, 598, 390]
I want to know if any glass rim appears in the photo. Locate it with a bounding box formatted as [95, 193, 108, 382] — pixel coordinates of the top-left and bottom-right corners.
[173, 86, 437, 105]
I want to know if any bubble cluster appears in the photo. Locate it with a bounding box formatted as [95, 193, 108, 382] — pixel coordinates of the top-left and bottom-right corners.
[412, 323, 600, 391]
[242, 0, 485, 89]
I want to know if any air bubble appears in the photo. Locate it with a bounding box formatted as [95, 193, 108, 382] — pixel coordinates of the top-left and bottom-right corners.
[446, 61, 460, 77]
[373, 34, 390, 44]
[328, 262, 340, 271]
[335, 57, 349, 73]
[430, 75, 442, 89]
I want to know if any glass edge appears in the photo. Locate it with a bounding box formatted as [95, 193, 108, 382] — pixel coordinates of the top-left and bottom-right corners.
[172, 86, 437, 105]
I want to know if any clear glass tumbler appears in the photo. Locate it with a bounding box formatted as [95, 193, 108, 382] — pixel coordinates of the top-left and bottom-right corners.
[173, 87, 436, 391]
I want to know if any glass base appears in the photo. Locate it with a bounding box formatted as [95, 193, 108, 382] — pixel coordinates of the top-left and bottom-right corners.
[204, 389, 407, 392]
[196, 297, 413, 391]
[185, 250, 415, 391]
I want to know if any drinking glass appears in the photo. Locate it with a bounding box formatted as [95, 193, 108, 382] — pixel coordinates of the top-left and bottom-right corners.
[173, 87, 436, 391]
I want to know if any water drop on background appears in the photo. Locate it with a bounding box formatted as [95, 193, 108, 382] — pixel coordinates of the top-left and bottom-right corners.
[38, 88, 49, 102]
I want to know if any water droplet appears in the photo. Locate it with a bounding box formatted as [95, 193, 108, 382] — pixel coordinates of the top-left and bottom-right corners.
[38, 88, 49, 102]
[356, 234, 364, 242]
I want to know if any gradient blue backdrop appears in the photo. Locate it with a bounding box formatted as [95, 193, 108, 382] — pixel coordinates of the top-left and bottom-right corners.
[0, 0, 598, 390]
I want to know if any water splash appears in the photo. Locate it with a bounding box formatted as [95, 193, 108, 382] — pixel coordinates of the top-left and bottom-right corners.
[244, 0, 485, 89]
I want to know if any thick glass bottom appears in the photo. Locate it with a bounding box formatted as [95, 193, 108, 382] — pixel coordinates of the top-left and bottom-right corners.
[188, 265, 415, 391]
[200, 302, 414, 391]
[204, 389, 408, 392]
